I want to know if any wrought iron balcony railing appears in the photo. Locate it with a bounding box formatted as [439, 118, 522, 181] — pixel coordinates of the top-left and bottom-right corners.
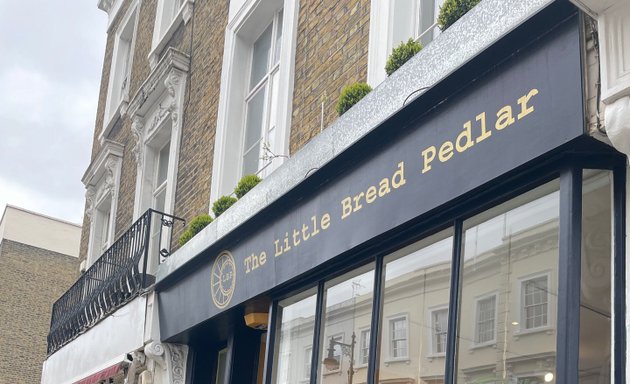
[47, 209, 184, 355]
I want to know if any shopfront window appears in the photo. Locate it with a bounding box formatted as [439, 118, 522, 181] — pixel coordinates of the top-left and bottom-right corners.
[318, 264, 375, 384]
[267, 167, 619, 384]
[579, 170, 613, 383]
[456, 181, 560, 383]
[272, 289, 317, 384]
[379, 230, 453, 382]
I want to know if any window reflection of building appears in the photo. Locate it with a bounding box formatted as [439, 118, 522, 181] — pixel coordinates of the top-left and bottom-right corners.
[431, 308, 448, 355]
[475, 294, 496, 345]
[359, 329, 370, 365]
[457, 182, 560, 384]
[270, 174, 614, 384]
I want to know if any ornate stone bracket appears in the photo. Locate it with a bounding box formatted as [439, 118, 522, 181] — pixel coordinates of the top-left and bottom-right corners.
[144, 342, 189, 384]
[85, 186, 96, 222]
[132, 117, 146, 169]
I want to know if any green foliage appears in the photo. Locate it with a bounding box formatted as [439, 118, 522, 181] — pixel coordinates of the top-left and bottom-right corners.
[385, 39, 423, 76]
[336, 82, 372, 116]
[212, 196, 237, 218]
[437, 0, 481, 31]
[234, 174, 262, 199]
[178, 214, 213, 246]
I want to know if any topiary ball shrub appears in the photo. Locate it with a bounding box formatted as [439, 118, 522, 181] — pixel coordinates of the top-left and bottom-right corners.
[178, 214, 213, 246]
[438, 0, 481, 31]
[336, 82, 372, 116]
[212, 196, 237, 218]
[385, 38, 423, 76]
[234, 174, 262, 199]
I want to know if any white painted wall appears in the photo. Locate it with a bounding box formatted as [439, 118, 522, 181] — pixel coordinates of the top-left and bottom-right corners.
[41, 296, 147, 384]
[0, 205, 81, 257]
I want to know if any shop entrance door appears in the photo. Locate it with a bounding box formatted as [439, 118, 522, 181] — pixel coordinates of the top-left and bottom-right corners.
[209, 323, 265, 384]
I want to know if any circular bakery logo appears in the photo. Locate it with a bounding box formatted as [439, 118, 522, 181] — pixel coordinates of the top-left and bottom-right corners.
[210, 251, 236, 309]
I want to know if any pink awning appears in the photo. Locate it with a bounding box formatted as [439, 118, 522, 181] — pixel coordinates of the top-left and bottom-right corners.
[73, 362, 123, 384]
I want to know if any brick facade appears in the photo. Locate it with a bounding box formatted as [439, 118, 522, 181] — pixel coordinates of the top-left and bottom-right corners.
[290, 0, 370, 154]
[79, 0, 370, 262]
[0, 240, 78, 384]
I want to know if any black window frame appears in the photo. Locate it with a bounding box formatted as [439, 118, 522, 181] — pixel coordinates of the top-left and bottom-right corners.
[261, 152, 626, 384]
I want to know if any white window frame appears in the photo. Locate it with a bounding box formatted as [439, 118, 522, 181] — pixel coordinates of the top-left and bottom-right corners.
[83, 140, 124, 270]
[358, 328, 371, 366]
[472, 292, 498, 348]
[101, 0, 140, 142]
[517, 272, 552, 334]
[210, 0, 299, 203]
[98, 0, 125, 31]
[125, 49, 189, 273]
[303, 346, 312, 380]
[429, 306, 448, 356]
[386, 314, 409, 362]
[149, 0, 195, 68]
[367, 0, 444, 86]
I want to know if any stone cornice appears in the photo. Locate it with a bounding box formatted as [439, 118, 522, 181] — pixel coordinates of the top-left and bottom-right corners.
[82, 140, 125, 187]
[126, 48, 190, 118]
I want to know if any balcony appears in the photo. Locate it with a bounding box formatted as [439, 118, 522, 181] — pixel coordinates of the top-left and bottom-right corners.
[47, 209, 184, 355]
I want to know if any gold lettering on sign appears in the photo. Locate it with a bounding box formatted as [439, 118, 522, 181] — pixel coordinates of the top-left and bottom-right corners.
[421, 88, 539, 174]
[273, 213, 332, 258]
[341, 162, 406, 221]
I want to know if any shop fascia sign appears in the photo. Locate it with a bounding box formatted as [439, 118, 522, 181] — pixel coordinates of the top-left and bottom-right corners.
[159, 16, 585, 340]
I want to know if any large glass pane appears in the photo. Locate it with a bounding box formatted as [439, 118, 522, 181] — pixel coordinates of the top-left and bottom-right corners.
[272, 289, 317, 384]
[156, 141, 170, 186]
[389, 0, 416, 53]
[250, 23, 272, 89]
[215, 348, 228, 384]
[379, 229, 453, 384]
[456, 181, 560, 383]
[419, 0, 435, 46]
[243, 88, 265, 175]
[244, 88, 265, 150]
[579, 170, 612, 383]
[273, 10, 284, 64]
[318, 264, 375, 384]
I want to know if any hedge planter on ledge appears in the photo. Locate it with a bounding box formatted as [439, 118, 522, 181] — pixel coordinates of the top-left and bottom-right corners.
[438, 0, 481, 31]
[386, 38, 423, 76]
[179, 214, 213, 246]
[336, 82, 372, 116]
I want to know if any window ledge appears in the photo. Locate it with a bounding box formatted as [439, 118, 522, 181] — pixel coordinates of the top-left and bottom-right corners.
[513, 326, 554, 339]
[322, 369, 342, 376]
[468, 341, 497, 351]
[425, 353, 445, 362]
[383, 358, 410, 366]
[149, 0, 194, 69]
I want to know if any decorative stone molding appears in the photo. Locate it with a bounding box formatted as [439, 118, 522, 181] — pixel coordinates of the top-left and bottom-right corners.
[131, 117, 145, 168]
[85, 186, 96, 222]
[143, 342, 189, 384]
[97, 0, 114, 13]
[126, 48, 189, 122]
[605, 96, 630, 159]
[83, 140, 124, 221]
[182, 1, 194, 24]
[126, 350, 147, 384]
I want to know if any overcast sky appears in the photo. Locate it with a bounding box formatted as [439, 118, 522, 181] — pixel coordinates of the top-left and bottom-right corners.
[0, 1, 106, 224]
